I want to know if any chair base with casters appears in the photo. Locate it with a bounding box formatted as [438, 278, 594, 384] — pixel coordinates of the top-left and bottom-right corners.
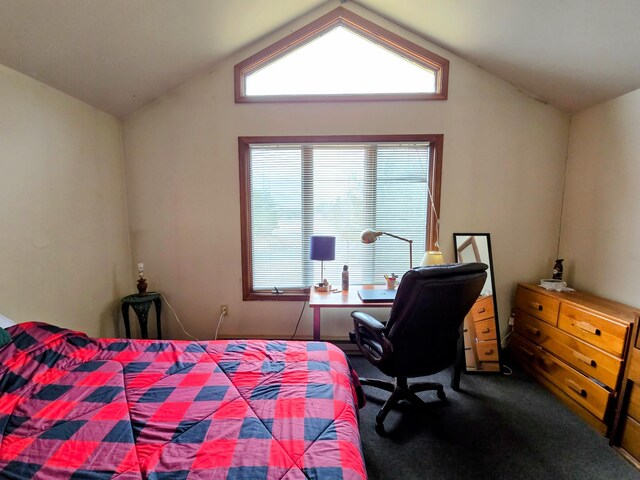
[359, 375, 447, 432]
[348, 263, 488, 433]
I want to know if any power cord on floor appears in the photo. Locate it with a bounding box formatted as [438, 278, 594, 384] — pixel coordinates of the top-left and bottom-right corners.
[290, 299, 307, 340]
[160, 293, 199, 342]
[500, 325, 513, 375]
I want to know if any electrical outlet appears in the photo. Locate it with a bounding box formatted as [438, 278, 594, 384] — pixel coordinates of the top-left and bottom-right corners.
[221, 305, 228, 316]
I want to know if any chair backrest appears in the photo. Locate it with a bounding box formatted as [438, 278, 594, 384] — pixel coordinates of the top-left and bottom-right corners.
[382, 262, 488, 378]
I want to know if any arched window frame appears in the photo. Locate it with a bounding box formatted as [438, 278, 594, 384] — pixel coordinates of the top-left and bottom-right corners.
[234, 7, 449, 103]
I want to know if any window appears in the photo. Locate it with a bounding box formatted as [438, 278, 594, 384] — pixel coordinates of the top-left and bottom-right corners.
[234, 7, 449, 103]
[239, 135, 443, 300]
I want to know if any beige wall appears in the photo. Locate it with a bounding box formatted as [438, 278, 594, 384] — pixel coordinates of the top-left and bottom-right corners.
[560, 88, 640, 308]
[123, 4, 570, 341]
[0, 64, 132, 337]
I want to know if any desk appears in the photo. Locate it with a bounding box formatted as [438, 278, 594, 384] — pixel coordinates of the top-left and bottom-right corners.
[121, 292, 162, 339]
[308, 285, 394, 341]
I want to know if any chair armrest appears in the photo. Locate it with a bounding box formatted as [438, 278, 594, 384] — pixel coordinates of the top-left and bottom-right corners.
[350, 311, 393, 364]
[351, 311, 385, 331]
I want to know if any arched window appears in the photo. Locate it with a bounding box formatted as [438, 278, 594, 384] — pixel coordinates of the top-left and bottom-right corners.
[235, 7, 449, 103]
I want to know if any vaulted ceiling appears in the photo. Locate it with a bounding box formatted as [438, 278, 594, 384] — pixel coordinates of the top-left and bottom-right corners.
[1, 0, 639, 118]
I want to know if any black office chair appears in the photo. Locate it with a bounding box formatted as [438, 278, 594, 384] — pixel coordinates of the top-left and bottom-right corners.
[349, 262, 488, 431]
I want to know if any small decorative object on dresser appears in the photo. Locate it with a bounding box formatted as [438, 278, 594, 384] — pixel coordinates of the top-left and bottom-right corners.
[552, 258, 564, 280]
[511, 283, 638, 435]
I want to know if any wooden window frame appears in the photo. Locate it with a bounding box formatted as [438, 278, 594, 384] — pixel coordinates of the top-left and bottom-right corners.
[234, 7, 449, 103]
[238, 134, 443, 301]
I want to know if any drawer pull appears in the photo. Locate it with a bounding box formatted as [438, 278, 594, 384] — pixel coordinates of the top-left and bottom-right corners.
[525, 325, 541, 336]
[477, 307, 486, 314]
[518, 346, 535, 359]
[538, 354, 553, 368]
[481, 328, 491, 334]
[565, 379, 587, 397]
[576, 321, 601, 336]
[573, 351, 596, 368]
[483, 348, 494, 354]
[528, 301, 543, 311]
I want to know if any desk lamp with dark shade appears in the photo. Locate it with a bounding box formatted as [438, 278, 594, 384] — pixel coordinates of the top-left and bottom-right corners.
[310, 235, 336, 287]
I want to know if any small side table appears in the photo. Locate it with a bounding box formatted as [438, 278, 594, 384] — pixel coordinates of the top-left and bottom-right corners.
[121, 292, 162, 339]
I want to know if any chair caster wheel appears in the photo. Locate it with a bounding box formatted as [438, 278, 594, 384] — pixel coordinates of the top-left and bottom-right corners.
[375, 411, 388, 435]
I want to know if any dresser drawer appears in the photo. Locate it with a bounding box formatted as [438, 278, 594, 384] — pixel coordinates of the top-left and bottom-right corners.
[475, 318, 496, 341]
[471, 296, 494, 322]
[621, 415, 640, 461]
[558, 304, 628, 357]
[516, 288, 559, 326]
[476, 340, 499, 361]
[628, 348, 640, 384]
[514, 311, 622, 389]
[510, 333, 540, 365]
[511, 334, 611, 420]
[628, 383, 640, 422]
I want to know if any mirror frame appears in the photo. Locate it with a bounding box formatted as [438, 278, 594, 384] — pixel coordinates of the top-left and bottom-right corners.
[453, 232, 502, 373]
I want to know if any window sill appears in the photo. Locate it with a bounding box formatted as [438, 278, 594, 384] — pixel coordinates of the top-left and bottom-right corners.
[244, 290, 310, 301]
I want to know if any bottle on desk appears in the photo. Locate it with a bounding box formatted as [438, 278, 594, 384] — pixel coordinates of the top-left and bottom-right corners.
[342, 265, 349, 291]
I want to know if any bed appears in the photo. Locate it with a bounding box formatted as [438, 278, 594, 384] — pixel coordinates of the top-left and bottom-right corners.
[0, 322, 367, 479]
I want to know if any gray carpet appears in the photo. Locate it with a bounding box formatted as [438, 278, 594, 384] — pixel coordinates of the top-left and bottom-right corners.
[348, 355, 639, 480]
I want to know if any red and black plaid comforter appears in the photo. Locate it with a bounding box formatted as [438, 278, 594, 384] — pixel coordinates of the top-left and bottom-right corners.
[0, 322, 366, 479]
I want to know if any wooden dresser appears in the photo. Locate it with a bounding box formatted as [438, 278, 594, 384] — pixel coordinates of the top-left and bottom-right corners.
[511, 283, 638, 435]
[611, 322, 640, 467]
[463, 295, 500, 372]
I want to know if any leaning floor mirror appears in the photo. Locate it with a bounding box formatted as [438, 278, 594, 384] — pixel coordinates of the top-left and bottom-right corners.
[453, 233, 502, 373]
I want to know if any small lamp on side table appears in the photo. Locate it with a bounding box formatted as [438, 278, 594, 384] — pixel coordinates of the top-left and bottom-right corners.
[137, 262, 148, 295]
[121, 262, 162, 339]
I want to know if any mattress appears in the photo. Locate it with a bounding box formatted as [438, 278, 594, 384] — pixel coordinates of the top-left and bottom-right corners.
[0, 322, 366, 479]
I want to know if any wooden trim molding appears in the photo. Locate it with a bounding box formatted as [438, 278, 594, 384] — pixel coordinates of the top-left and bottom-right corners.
[234, 7, 449, 103]
[427, 135, 443, 251]
[239, 138, 309, 301]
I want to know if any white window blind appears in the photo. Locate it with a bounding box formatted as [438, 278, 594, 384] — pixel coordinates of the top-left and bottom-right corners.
[247, 140, 432, 292]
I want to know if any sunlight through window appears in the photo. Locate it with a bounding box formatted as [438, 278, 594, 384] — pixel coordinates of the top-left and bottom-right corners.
[245, 26, 436, 96]
[235, 7, 449, 103]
